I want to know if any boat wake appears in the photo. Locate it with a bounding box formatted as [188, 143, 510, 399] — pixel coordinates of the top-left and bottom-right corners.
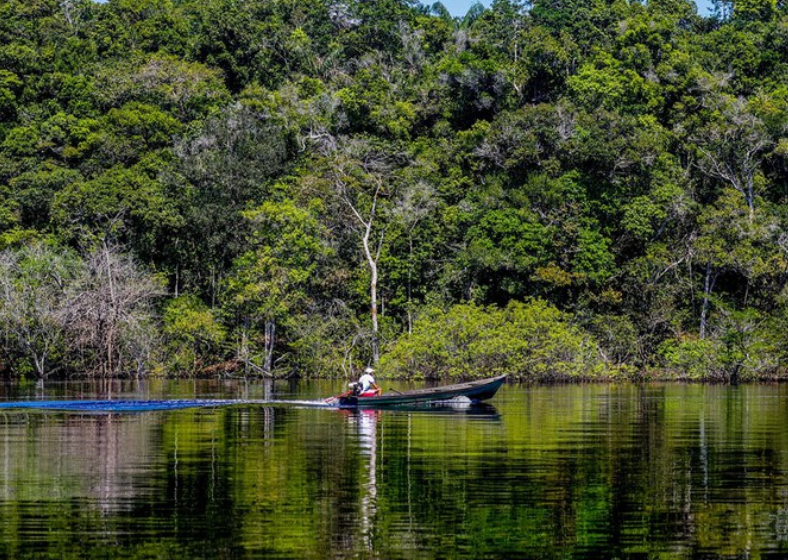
[0, 399, 245, 412]
[0, 398, 335, 413]
[0, 396, 493, 413]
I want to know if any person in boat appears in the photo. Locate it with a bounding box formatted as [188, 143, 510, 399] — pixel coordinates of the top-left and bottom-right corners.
[357, 367, 382, 397]
[325, 367, 383, 403]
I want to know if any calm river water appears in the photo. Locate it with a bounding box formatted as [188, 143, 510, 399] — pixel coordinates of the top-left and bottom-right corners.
[0, 380, 787, 559]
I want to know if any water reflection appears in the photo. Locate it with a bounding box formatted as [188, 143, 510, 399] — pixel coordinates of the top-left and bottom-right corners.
[342, 410, 380, 552]
[0, 412, 161, 509]
[354, 402, 501, 418]
[3, 383, 788, 558]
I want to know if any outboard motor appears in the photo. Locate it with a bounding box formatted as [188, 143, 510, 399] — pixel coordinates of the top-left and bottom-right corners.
[348, 382, 361, 396]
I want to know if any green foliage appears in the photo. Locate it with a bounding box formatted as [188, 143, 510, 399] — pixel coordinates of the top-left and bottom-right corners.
[163, 295, 226, 374]
[695, 189, 785, 284]
[572, 228, 615, 285]
[7, 165, 82, 229]
[220, 198, 331, 373]
[587, 313, 639, 365]
[0, 70, 23, 124]
[658, 308, 783, 381]
[734, 0, 776, 22]
[287, 309, 364, 377]
[620, 158, 690, 244]
[568, 54, 662, 114]
[51, 159, 181, 260]
[4, 0, 788, 380]
[3, 113, 102, 163]
[225, 199, 327, 315]
[92, 54, 230, 120]
[716, 308, 780, 380]
[97, 102, 182, 166]
[658, 336, 721, 379]
[465, 208, 548, 271]
[173, 104, 290, 296]
[381, 300, 620, 380]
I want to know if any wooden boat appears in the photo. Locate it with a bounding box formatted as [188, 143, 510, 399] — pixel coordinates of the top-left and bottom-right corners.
[334, 374, 507, 408]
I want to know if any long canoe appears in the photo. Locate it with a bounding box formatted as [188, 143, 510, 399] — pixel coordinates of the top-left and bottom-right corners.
[335, 374, 507, 408]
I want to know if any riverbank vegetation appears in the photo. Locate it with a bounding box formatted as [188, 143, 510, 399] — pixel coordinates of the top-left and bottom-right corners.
[2, 0, 788, 381]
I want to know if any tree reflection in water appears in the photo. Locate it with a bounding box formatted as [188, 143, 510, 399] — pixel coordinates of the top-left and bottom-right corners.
[1, 383, 788, 558]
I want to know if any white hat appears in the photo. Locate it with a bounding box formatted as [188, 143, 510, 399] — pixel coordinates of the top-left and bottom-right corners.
[364, 367, 375, 374]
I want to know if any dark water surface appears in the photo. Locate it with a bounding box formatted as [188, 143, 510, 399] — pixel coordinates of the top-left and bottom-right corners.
[1, 380, 787, 559]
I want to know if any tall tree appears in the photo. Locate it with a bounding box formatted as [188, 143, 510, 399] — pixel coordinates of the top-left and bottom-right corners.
[693, 94, 773, 220]
[223, 198, 329, 374]
[309, 138, 403, 365]
[174, 104, 290, 300]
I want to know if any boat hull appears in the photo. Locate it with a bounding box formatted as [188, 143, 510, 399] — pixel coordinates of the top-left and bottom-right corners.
[336, 375, 507, 408]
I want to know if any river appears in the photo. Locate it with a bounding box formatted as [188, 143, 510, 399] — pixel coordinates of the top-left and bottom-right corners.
[0, 379, 786, 559]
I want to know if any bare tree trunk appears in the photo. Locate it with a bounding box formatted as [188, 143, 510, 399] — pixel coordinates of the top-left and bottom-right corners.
[700, 262, 716, 339]
[744, 278, 750, 306]
[264, 319, 275, 374]
[746, 178, 754, 220]
[407, 237, 413, 335]
[371, 284, 379, 364]
[347, 180, 384, 365]
[104, 241, 116, 376]
[363, 227, 380, 364]
[33, 353, 46, 379]
[240, 323, 249, 376]
[362, 195, 380, 364]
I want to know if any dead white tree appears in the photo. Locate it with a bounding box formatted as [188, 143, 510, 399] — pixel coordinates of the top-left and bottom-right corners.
[325, 141, 399, 365]
[59, 242, 164, 377]
[0, 244, 78, 378]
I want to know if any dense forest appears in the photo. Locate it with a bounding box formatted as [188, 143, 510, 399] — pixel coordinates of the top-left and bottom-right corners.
[1, 0, 787, 381]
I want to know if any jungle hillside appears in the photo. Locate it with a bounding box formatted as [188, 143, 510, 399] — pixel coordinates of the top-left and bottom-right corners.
[1, 0, 787, 381]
